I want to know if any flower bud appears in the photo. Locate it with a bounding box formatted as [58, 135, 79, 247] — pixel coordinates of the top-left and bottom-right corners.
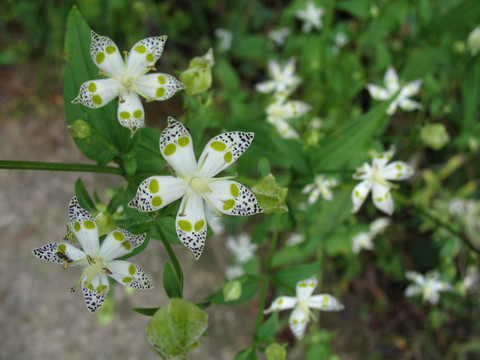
[180, 48, 215, 95]
[68, 119, 92, 139]
[265, 343, 287, 360]
[467, 26, 480, 56]
[420, 123, 449, 150]
[222, 280, 242, 302]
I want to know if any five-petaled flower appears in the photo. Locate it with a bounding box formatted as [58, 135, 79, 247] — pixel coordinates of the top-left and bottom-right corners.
[32, 197, 152, 312]
[351, 217, 391, 254]
[352, 146, 414, 215]
[405, 270, 454, 305]
[296, 1, 325, 33]
[366, 66, 422, 115]
[266, 96, 311, 139]
[302, 175, 339, 204]
[129, 118, 263, 259]
[73, 31, 185, 135]
[264, 276, 344, 339]
[255, 58, 301, 98]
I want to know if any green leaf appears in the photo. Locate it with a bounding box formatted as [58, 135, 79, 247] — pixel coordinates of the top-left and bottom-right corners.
[235, 346, 258, 360]
[106, 187, 125, 214]
[163, 261, 183, 299]
[336, 0, 370, 19]
[272, 262, 321, 292]
[75, 178, 96, 212]
[254, 312, 278, 342]
[460, 60, 480, 134]
[215, 60, 240, 92]
[133, 307, 160, 316]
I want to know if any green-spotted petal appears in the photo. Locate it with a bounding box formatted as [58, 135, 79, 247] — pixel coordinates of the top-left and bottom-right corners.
[133, 73, 186, 101]
[205, 180, 263, 216]
[288, 305, 309, 339]
[175, 193, 207, 260]
[72, 78, 120, 109]
[307, 294, 344, 311]
[197, 132, 255, 178]
[81, 273, 109, 313]
[99, 229, 147, 261]
[117, 90, 144, 135]
[127, 36, 167, 76]
[380, 161, 414, 181]
[366, 84, 391, 100]
[107, 260, 153, 290]
[351, 180, 372, 213]
[296, 276, 317, 299]
[372, 146, 396, 169]
[263, 296, 297, 314]
[372, 182, 394, 215]
[68, 197, 100, 256]
[32, 242, 87, 267]
[89, 31, 125, 77]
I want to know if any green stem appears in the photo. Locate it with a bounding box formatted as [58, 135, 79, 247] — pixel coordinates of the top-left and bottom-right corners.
[0, 160, 123, 175]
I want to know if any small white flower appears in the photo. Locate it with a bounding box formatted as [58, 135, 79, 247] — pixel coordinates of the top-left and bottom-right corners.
[352, 146, 414, 215]
[351, 232, 374, 254]
[73, 32, 185, 135]
[215, 28, 233, 52]
[33, 197, 152, 312]
[467, 26, 480, 56]
[268, 27, 291, 46]
[264, 277, 344, 339]
[296, 1, 325, 33]
[368, 217, 391, 237]
[405, 270, 454, 305]
[226, 234, 258, 264]
[334, 32, 349, 47]
[255, 58, 301, 98]
[266, 97, 311, 139]
[225, 265, 245, 280]
[286, 233, 305, 246]
[366, 67, 422, 115]
[302, 175, 339, 204]
[129, 118, 262, 259]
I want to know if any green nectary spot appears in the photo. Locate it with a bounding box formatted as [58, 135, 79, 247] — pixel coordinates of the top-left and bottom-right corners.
[178, 220, 192, 232]
[211, 141, 226, 151]
[120, 111, 130, 119]
[223, 199, 235, 210]
[135, 45, 146, 53]
[96, 52, 105, 64]
[299, 283, 307, 287]
[113, 231, 124, 241]
[178, 136, 189, 147]
[84, 220, 95, 229]
[156, 87, 165, 98]
[146, 53, 154, 62]
[122, 277, 132, 283]
[105, 45, 116, 54]
[152, 196, 162, 207]
[164, 143, 176, 156]
[122, 242, 132, 250]
[230, 183, 239, 197]
[128, 264, 136, 275]
[149, 179, 159, 193]
[88, 82, 97, 92]
[57, 244, 66, 253]
[92, 95, 102, 105]
[74, 221, 81, 232]
[157, 75, 166, 84]
[86, 282, 94, 291]
[133, 110, 142, 118]
[194, 220, 205, 232]
[224, 151, 232, 163]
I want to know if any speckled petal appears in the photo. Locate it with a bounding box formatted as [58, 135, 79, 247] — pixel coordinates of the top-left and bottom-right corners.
[308, 294, 344, 311]
[128, 175, 186, 212]
[380, 161, 414, 181]
[197, 132, 254, 178]
[205, 180, 263, 216]
[289, 305, 309, 339]
[89, 31, 125, 77]
[159, 117, 197, 176]
[82, 273, 109, 313]
[68, 197, 99, 255]
[133, 73, 186, 101]
[263, 296, 297, 313]
[127, 36, 167, 76]
[117, 91, 144, 134]
[72, 78, 120, 109]
[175, 193, 207, 260]
[99, 229, 147, 261]
[351, 180, 372, 213]
[372, 182, 394, 215]
[296, 276, 317, 300]
[32, 242, 87, 267]
[107, 260, 153, 290]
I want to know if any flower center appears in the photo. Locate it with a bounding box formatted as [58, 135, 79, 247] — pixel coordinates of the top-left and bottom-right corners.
[190, 177, 212, 194]
[121, 73, 136, 90]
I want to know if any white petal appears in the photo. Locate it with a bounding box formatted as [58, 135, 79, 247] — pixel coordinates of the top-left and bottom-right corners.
[308, 294, 345, 311]
[282, 100, 312, 119]
[289, 305, 309, 339]
[296, 276, 318, 300]
[89, 31, 125, 77]
[372, 146, 396, 169]
[117, 90, 144, 134]
[255, 80, 276, 94]
[68, 197, 99, 255]
[72, 78, 120, 109]
[204, 180, 263, 216]
[351, 180, 372, 213]
[159, 118, 197, 176]
[371, 182, 394, 215]
[398, 98, 422, 112]
[133, 73, 186, 101]
[380, 161, 414, 181]
[352, 162, 373, 180]
[384, 66, 400, 94]
[425, 291, 440, 305]
[272, 119, 299, 139]
[406, 271, 424, 284]
[32, 242, 87, 267]
[386, 98, 399, 115]
[366, 84, 391, 100]
[197, 132, 254, 178]
[268, 60, 281, 78]
[176, 193, 207, 260]
[400, 79, 422, 98]
[127, 36, 167, 76]
[82, 273, 109, 312]
[99, 229, 146, 261]
[128, 175, 186, 212]
[107, 260, 153, 290]
[405, 284, 422, 297]
[263, 296, 297, 313]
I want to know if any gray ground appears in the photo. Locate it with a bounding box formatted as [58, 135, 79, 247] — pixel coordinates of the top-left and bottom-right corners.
[0, 74, 256, 359]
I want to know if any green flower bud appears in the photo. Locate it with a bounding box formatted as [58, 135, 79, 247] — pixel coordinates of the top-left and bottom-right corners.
[68, 119, 92, 139]
[94, 203, 117, 236]
[251, 173, 288, 213]
[265, 343, 287, 360]
[180, 48, 215, 95]
[222, 280, 242, 302]
[420, 123, 450, 150]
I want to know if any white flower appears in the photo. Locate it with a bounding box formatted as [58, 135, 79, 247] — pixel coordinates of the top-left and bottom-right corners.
[129, 118, 263, 259]
[405, 271, 454, 305]
[264, 277, 344, 339]
[366, 67, 422, 115]
[296, 1, 325, 33]
[255, 58, 301, 98]
[73, 31, 185, 135]
[368, 217, 391, 236]
[33, 197, 152, 312]
[214, 28, 233, 52]
[266, 97, 311, 139]
[352, 146, 414, 215]
[226, 234, 258, 264]
[286, 233, 305, 246]
[351, 231, 374, 254]
[225, 265, 245, 280]
[334, 32, 348, 47]
[268, 27, 291, 46]
[467, 26, 480, 56]
[302, 175, 339, 204]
